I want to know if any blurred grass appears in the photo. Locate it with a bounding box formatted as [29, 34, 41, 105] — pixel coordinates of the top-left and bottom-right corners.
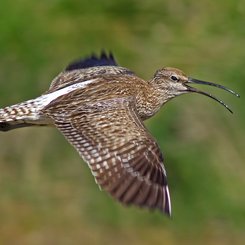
[0, 0, 244, 244]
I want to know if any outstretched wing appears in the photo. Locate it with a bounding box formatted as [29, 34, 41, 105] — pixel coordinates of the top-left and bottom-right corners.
[46, 52, 134, 94]
[44, 98, 171, 216]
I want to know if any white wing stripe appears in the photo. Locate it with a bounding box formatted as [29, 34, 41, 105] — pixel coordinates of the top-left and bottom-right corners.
[27, 79, 96, 111]
[40, 79, 96, 107]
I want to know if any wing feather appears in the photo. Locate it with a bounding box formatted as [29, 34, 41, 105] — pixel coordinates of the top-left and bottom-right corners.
[44, 98, 171, 215]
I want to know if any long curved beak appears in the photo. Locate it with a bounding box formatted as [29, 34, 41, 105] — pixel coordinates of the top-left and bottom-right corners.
[186, 77, 240, 113]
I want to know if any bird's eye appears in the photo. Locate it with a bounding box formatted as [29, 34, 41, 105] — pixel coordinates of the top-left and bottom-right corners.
[171, 75, 178, 81]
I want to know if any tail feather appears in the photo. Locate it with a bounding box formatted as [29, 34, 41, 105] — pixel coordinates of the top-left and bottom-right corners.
[0, 100, 52, 132]
[0, 121, 35, 131]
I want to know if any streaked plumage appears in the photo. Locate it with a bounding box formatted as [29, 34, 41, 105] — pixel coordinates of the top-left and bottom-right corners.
[0, 52, 239, 216]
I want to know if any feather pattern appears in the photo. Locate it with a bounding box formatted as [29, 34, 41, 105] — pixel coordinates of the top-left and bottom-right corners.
[47, 67, 134, 94]
[44, 97, 171, 215]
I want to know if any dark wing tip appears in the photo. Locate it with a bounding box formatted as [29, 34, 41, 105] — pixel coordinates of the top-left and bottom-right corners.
[65, 51, 118, 71]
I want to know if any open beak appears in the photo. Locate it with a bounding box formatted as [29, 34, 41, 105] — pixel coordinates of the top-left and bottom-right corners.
[186, 77, 240, 113]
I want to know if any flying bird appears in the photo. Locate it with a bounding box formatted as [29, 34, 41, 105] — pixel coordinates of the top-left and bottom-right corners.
[0, 52, 239, 216]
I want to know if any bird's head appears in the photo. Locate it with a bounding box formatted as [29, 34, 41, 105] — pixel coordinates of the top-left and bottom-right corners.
[152, 67, 239, 113]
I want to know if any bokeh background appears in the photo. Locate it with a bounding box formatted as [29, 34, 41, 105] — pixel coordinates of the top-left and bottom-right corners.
[0, 0, 244, 244]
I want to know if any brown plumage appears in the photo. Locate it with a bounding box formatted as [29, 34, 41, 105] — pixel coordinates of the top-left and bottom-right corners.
[0, 52, 239, 216]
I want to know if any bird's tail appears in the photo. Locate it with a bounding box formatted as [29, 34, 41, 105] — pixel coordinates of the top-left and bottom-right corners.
[0, 99, 51, 132]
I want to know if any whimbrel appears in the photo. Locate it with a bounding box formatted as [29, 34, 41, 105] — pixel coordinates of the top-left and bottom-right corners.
[0, 52, 239, 216]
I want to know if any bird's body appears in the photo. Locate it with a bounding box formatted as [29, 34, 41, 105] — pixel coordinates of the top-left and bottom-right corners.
[0, 52, 239, 216]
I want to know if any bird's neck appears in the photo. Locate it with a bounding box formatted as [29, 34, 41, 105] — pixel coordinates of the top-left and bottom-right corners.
[135, 82, 170, 120]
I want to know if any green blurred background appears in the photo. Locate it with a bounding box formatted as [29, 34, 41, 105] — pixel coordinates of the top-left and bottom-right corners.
[0, 0, 244, 244]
